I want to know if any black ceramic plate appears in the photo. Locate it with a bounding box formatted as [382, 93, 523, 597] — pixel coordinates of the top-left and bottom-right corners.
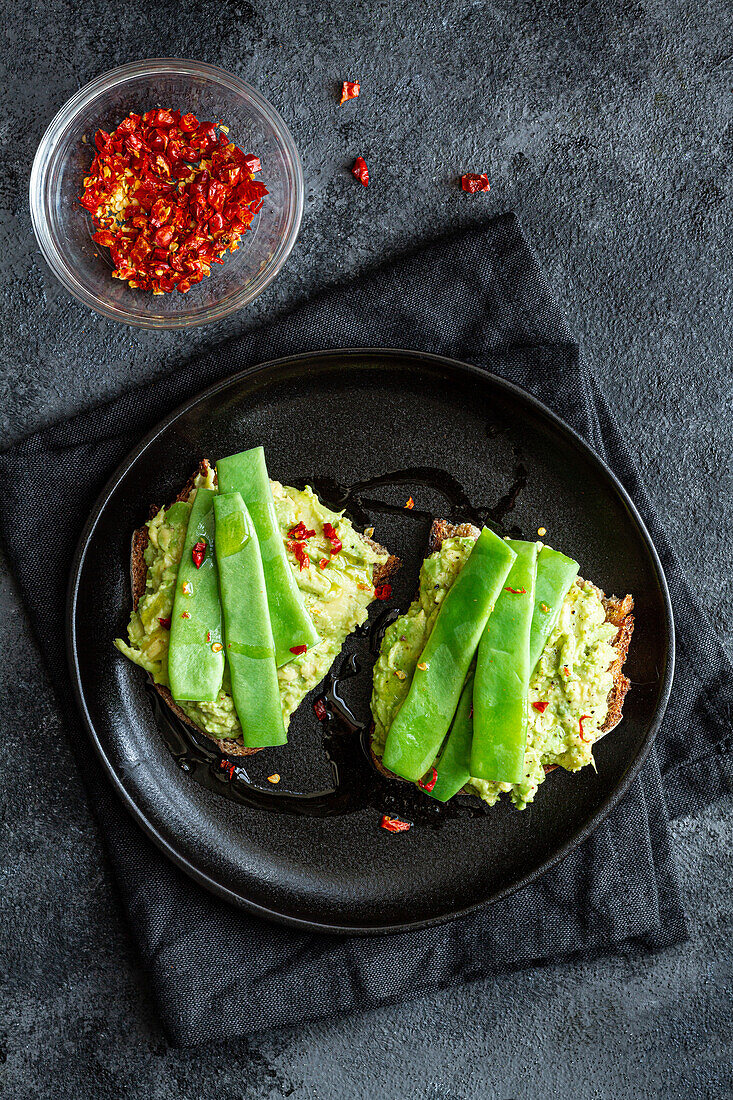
[68, 349, 674, 934]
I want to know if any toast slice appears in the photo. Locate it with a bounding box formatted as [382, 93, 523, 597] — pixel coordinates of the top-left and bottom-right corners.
[129, 459, 400, 756]
[372, 519, 634, 788]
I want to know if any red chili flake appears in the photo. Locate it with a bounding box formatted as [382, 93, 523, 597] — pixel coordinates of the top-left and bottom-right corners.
[461, 173, 490, 193]
[504, 586, 527, 594]
[206, 631, 211, 642]
[323, 522, 342, 554]
[192, 539, 206, 568]
[79, 108, 269, 295]
[288, 521, 316, 541]
[417, 767, 438, 793]
[219, 759, 236, 780]
[158, 617, 171, 629]
[404, 496, 415, 509]
[313, 698, 328, 721]
[181, 611, 191, 619]
[290, 645, 308, 656]
[288, 539, 310, 570]
[532, 701, 549, 713]
[318, 557, 329, 570]
[374, 583, 392, 601]
[380, 815, 411, 833]
[339, 81, 360, 105]
[351, 156, 369, 187]
[578, 715, 592, 742]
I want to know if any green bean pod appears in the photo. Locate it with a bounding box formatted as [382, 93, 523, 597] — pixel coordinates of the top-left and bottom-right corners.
[168, 488, 224, 702]
[382, 528, 516, 783]
[471, 539, 539, 784]
[528, 545, 579, 672]
[426, 672, 474, 803]
[216, 447, 319, 667]
[213, 492, 287, 748]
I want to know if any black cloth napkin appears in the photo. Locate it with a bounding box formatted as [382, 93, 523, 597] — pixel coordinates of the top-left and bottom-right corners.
[2, 214, 731, 1045]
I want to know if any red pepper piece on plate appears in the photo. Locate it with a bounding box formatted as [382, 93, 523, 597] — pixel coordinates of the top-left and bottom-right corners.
[351, 156, 369, 187]
[461, 173, 491, 193]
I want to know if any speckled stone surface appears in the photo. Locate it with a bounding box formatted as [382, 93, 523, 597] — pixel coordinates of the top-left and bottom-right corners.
[1, 0, 731, 1096]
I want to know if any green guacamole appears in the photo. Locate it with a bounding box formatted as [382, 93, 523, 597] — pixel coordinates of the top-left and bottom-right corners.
[115, 471, 387, 744]
[371, 536, 618, 809]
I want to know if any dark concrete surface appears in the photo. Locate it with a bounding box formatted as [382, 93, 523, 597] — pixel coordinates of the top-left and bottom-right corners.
[1, 0, 731, 1096]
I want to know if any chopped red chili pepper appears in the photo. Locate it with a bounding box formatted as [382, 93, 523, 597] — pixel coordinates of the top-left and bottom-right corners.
[374, 583, 392, 601]
[417, 767, 438, 792]
[339, 81, 360, 105]
[80, 108, 268, 295]
[158, 617, 171, 629]
[532, 701, 549, 713]
[404, 496, 415, 509]
[219, 759, 236, 780]
[323, 522, 342, 554]
[504, 586, 527, 594]
[288, 521, 316, 541]
[288, 540, 310, 570]
[578, 715, 592, 742]
[318, 557, 329, 570]
[290, 645, 308, 655]
[380, 815, 411, 833]
[461, 173, 490, 193]
[192, 539, 206, 568]
[313, 698, 328, 721]
[351, 155, 369, 187]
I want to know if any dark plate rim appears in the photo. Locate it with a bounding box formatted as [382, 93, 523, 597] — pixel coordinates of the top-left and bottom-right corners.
[66, 347, 676, 935]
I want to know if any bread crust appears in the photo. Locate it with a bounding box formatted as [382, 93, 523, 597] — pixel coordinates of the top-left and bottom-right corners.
[370, 519, 634, 787]
[129, 460, 399, 757]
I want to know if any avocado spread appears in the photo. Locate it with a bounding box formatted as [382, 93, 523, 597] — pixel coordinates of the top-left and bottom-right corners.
[370, 536, 617, 809]
[115, 471, 387, 742]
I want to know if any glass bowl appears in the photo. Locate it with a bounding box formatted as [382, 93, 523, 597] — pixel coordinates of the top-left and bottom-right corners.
[29, 59, 303, 329]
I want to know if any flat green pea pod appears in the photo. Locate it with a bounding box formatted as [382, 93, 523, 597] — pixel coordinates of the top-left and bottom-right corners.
[529, 545, 579, 673]
[471, 539, 538, 785]
[213, 492, 287, 748]
[168, 488, 224, 702]
[427, 672, 474, 803]
[216, 447, 319, 667]
[382, 528, 516, 783]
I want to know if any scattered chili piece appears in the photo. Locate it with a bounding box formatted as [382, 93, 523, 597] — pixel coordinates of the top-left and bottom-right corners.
[461, 173, 490, 193]
[158, 616, 171, 629]
[268, 774, 281, 784]
[374, 583, 392, 601]
[339, 81, 360, 105]
[323, 522, 342, 554]
[318, 557, 329, 570]
[417, 661, 428, 671]
[288, 539, 310, 570]
[288, 521, 316, 541]
[290, 644, 308, 655]
[181, 611, 191, 619]
[212, 642, 223, 653]
[192, 539, 206, 568]
[351, 155, 369, 187]
[532, 701, 549, 713]
[182, 581, 192, 594]
[504, 586, 527, 594]
[404, 496, 415, 509]
[578, 714, 592, 742]
[540, 602, 551, 613]
[417, 767, 438, 793]
[80, 109, 268, 295]
[219, 759, 236, 780]
[380, 815, 411, 833]
[313, 698, 328, 721]
[206, 631, 211, 642]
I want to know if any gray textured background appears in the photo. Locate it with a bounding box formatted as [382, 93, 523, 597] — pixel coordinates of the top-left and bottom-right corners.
[2, 0, 732, 1097]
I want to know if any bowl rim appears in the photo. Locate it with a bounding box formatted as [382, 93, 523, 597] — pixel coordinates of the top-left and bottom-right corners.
[29, 58, 304, 329]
